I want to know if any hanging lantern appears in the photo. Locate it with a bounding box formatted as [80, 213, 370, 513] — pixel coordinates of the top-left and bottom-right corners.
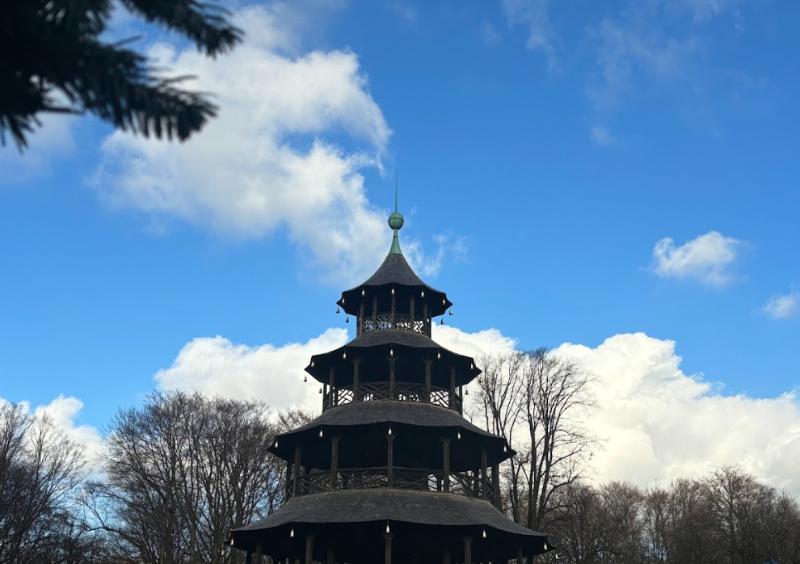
[290, 528, 295, 538]
[336, 306, 340, 314]
[449, 310, 453, 316]
[482, 528, 487, 539]
[388, 426, 393, 436]
[230, 539, 234, 546]
[342, 351, 347, 360]
[389, 348, 394, 357]
[470, 363, 474, 370]
[274, 439, 279, 448]
[465, 388, 469, 396]
[318, 387, 322, 394]
[543, 543, 548, 551]
[391, 287, 395, 295]
[385, 522, 391, 534]
[442, 298, 445, 305]
[440, 317, 445, 325]
[437, 351, 441, 360]
[319, 428, 324, 438]
[361, 289, 365, 297]
[345, 316, 349, 324]
[456, 431, 461, 440]
[421, 290, 425, 298]
[303, 375, 307, 383]
[310, 360, 315, 368]
[503, 444, 507, 453]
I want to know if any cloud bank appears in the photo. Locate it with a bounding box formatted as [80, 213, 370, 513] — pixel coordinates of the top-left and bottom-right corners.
[152, 324, 800, 495]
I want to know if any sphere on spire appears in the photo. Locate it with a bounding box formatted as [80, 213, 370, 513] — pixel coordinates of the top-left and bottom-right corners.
[388, 211, 404, 230]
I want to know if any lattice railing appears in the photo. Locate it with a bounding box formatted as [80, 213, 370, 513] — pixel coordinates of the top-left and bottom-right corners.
[288, 467, 497, 504]
[328, 381, 462, 412]
[359, 314, 430, 336]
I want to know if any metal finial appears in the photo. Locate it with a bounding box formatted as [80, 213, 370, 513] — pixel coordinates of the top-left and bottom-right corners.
[394, 169, 398, 213]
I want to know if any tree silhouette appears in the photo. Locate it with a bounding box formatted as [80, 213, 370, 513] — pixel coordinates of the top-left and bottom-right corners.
[0, 0, 242, 149]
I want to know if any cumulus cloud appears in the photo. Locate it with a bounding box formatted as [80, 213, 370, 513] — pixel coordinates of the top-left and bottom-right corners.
[553, 333, 800, 494]
[650, 231, 743, 287]
[155, 328, 349, 414]
[153, 324, 800, 495]
[590, 125, 615, 146]
[0, 395, 105, 469]
[93, 4, 439, 284]
[762, 290, 799, 320]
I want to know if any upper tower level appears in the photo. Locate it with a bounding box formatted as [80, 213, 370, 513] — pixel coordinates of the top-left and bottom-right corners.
[337, 209, 452, 338]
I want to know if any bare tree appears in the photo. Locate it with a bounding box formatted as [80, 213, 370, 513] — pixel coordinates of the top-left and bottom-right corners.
[86, 391, 282, 564]
[0, 402, 89, 563]
[474, 349, 594, 530]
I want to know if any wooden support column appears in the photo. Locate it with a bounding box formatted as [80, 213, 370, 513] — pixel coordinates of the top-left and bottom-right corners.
[389, 357, 396, 399]
[515, 546, 524, 564]
[358, 301, 364, 336]
[352, 358, 361, 401]
[330, 435, 340, 489]
[245, 551, 253, 564]
[449, 365, 456, 409]
[286, 460, 293, 499]
[384, 531, 393, 564]
[423, 301, 429, 335]
[255, 545, 263, 564]
[480, 447, 488, 498]
[391, 288, 396, 325]
[328, 367, 335, 409]
[409, 296, 415, 324]
[386, 432, 395, 487]
[372, 295, 378, 322]
[322, 383, 327, 412]
[442, 546, 451, 564]
[326, 545, 335, 564]
[423, 359, 432, 402]
[463, 536, 473, 564]
[292, 445, 302, 497]
[492, 463, 501, 509]
[304, 533, 314, 564]
[441, 437, 451, 492]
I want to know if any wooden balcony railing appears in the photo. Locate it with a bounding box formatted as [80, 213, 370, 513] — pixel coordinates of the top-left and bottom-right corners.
[359, 314, 431, 336]
[325, 381, 462, 413]
[287, 466, 498, 505]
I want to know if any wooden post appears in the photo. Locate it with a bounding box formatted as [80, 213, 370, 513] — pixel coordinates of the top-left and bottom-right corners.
[322, 383, 328, 412]
[353, 358, 361, 401]
[389, 357, 396, 399]
[255, 545, 263, 564]
[424, 359, 432, 402]
[492, 463, 501, 508]
[384, 531, 393, 564]
[391, 287, 396, 326]
[286, 460, 293, 499]
[327, 545, 335, 564]
[372, 295, 378, 322]
[293, 445, 302, 497]
[442, 546, 451, 564]
[387, 432, 395, 487]
[449, 365, 456, 410]
[441, 437, 451, 493]
[245, 551, 253, 564]
[480, 447, 488, 498]
[328, 367, 335, 408]
[359, 301, 364, 336]
[330, 436, 340, 489]
[409, 296, 415, 324]
[516, 546, 524, 564]
[304, 533, 314, 564]
[463, 536, 472, 564]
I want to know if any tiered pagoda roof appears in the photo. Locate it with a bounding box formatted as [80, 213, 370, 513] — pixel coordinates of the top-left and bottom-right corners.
[231, 203, 551, 564]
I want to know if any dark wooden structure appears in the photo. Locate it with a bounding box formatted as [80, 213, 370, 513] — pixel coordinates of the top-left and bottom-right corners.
[231, 209, 551, 563]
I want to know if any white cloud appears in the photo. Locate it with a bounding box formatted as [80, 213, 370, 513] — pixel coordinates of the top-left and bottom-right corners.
[762, 290, 799, 320]
[650, 231, 743, 287]
[93, 4, 407, 284]
[155, 328, 349, 414]
[554, 332, 800, 495]
[0, 395, 105, 470]
[154, 324, 800, 495]
[501, 0, 558, 72]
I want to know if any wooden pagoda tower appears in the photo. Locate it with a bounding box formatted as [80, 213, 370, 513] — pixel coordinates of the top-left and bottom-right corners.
[231, 206, 551, 563]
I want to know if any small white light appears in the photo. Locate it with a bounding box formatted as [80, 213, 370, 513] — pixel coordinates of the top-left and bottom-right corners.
[437, 351, 441, 360]
[311, 360, 315, 367]
[482, 528, 487, 539]
[361, 289, 365, 297]
[421, 290, 425, 298]
[290, 528, 295, 538]
[543, 543, 548, 551]
[385, 522, 391, 534]
[230, 539, 234, 546]
[470, 363, 474, 370]
[442, 298, 445, 305]
[391, 288, 395, 295]
[343, 351, 347, 360]
[457, 431, 461, 440]
[274, 440, 279, 448]
[389, 348, 394, 357]
[503, 444, 507, 453]
[319, 429, 324, 438]
[388, 426, 392, 436]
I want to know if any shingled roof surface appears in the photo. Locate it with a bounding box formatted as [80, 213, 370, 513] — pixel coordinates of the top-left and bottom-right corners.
[346, 330, 450, 349]
[237, 489, 546, 537]
[284, 400, 495, 437]
[362, 253, 426, 287]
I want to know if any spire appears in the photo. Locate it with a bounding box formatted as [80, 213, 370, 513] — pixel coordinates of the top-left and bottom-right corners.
[388, 170, 404, 255]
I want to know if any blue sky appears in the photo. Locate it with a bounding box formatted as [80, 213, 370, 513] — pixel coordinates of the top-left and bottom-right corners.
[1, 0, 799, 488]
